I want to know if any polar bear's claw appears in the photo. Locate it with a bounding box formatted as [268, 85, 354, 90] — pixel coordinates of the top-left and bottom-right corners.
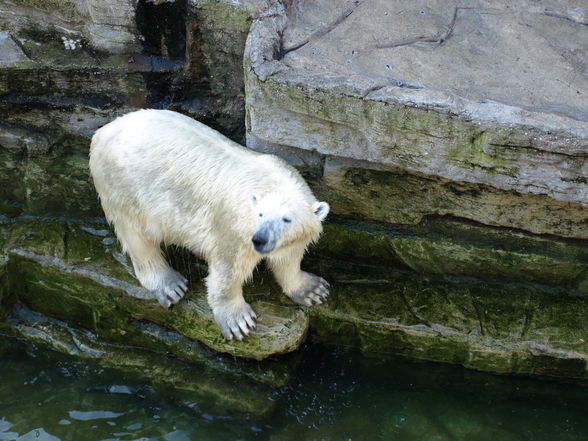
[154, 270, 188, 308]
[290, 274, 330, 307]
[215, 301, 257, 340]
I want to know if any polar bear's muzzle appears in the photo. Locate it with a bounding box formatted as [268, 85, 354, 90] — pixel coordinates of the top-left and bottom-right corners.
[252, 222, 280, 254]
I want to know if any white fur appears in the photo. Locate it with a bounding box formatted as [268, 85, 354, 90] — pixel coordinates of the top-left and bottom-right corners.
[89, 109, 330, 340]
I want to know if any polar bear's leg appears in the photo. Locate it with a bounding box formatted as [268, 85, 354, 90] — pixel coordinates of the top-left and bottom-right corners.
[206, 259, 257, 340]
[114, 221, 187, 308]
[268, 246, 329, 307]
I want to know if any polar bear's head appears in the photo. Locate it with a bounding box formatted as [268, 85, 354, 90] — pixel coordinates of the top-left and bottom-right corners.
[250, 192, 329, 255]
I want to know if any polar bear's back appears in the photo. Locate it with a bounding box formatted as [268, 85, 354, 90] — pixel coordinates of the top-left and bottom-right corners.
[91, 109, 254, 173]
[90, 109, 260, 201]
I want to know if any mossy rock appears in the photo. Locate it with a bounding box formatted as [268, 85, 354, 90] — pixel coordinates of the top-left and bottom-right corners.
[0, 136, 103, 218]
[308, 267, 588, 378]
[312, 218, 588, 294]
[4, 219, 309, 361]
[0, 254, 11, 320]
[8, 305, 277, 417]
[3, 218, 588, 379]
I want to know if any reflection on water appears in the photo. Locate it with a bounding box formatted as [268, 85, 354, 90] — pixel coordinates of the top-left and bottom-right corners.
[1, 336, 588, 441]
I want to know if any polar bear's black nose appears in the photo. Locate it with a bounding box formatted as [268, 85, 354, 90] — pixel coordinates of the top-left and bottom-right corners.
[252, 231, 269, 252]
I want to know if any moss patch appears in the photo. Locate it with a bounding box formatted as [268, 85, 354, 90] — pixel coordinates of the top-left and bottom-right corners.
[312, 162, 588, 240]
[3, 218, 588, 378]
[194, 0, 256, 32]
[309, 270, 588, 378]
[0, 136, 103, 218]
[313, 218, 588, 294]
[448, 131, 519, 177]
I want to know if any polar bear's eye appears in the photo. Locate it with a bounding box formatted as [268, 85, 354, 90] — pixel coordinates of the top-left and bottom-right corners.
[259, 213, 263, 217]
[283, 217, 292, 223]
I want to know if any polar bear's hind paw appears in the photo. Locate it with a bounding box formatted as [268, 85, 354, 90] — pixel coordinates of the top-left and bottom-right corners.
[154, 270, 188, 308]
[215, 301, 257, 340]
[290, 274, 329, 307]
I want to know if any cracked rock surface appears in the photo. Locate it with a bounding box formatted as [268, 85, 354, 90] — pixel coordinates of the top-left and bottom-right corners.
[281, 0, 588, 123]
[246, 0, 588, 207]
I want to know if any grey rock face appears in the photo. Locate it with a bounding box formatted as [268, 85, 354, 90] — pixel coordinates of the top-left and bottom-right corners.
[0, 0, 587, 375]
[245, 0, 588, 207]
[0, 0, 139, 53]
[242, 2, 588, 374]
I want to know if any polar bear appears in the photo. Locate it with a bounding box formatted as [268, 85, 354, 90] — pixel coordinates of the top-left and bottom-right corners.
[89, 109, 330, 340]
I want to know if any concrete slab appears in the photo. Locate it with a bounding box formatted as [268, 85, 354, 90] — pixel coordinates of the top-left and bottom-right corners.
[245, 0, 588, 207]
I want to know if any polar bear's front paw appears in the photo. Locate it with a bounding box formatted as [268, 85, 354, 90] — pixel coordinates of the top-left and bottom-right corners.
[289, 273, 330, 307]
[213, 300, 257, 340]
[153, 270, 188, 308]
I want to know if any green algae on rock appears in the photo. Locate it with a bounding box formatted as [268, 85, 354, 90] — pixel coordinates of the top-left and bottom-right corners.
[2, 219, 309, 361]
[308, 269, 588, 378]
[242, 0, 588, 307]
[314, 219, 588, 294]
[7, 305, 278, 417]
[0, 137, 102, 218]
[3, 218, 588, 379]
[311, 163, 588, 240]
[0, 256, 9, 321]
[1, 0, 588, 382]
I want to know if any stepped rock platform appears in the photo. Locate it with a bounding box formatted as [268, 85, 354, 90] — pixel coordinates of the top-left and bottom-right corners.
[246, 0, 588, 231]
[0, 0, 587, 379]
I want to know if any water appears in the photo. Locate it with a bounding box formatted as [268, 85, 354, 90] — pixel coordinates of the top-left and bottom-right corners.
[1, 337, 588, 441]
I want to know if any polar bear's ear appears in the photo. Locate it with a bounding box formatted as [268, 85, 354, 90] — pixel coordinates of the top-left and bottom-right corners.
[250, 194, 258, 207]
[313, 201, 330, 221]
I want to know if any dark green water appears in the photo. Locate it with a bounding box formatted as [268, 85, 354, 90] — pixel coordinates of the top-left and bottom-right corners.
[1, 337, 588, 441]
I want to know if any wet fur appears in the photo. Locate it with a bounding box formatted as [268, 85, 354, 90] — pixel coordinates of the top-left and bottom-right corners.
[89, 109, 329, 340]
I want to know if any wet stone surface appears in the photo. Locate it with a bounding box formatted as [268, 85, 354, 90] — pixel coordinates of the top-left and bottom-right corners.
[313, 219, 588, 295]
[4, 305, 287, 418]
[1, 219, 309, 361]
[1, 218, 588, 378]
[0, 0, 587, 382]
[310, 265, 588, 377]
